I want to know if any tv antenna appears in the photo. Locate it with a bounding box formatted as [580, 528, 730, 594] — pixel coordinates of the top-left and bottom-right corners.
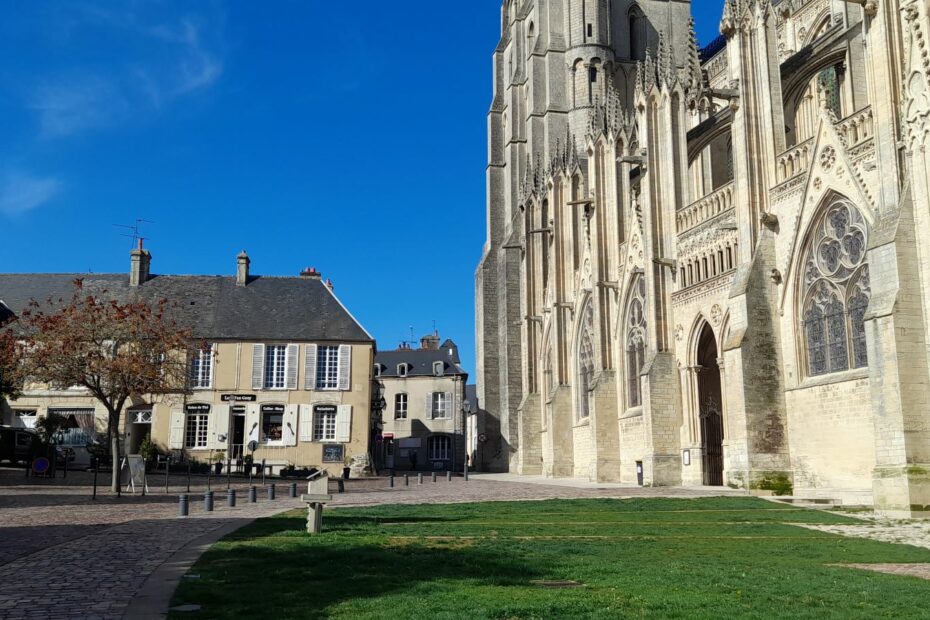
[114, 219, 155, 249]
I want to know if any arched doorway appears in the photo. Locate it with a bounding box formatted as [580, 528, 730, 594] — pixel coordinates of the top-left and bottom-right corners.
[697, 324, 723, 486]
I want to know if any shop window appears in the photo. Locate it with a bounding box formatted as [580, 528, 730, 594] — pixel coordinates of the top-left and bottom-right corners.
[429, 435, 451, 461]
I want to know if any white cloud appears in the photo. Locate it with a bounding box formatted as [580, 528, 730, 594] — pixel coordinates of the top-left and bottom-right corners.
[31, 77, 129, 139]
[0, 172, 62, 216]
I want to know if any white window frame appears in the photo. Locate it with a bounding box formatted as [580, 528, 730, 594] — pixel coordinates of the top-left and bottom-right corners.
[398, 363, 409, 377]
[261, 410, 285, 445]
[264, 345, 288, 390]
[190, 344, 214, 390]
[316, 345, 340, 391]
[395, 393, 408, 419]
[433, 361, 444, 377]
[185, 413, 209, 449]
[431, 392, 449, 419]
[429, 435, 451, 461]
[374, 364, 382, 378]
[13, 410, 37, 429]
[313, 407, 337, 442]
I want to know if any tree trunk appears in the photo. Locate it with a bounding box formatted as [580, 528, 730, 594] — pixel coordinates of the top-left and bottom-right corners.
[110, 411, 121, 492]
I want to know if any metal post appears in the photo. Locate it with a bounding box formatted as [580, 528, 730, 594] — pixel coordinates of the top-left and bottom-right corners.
[249, 485, 257, 503]
[187, 461, 191, 493]
[404, 474, 409, 487]
[92, 459, 99, 500]
[337, 480, 345, 494]
[165, 457, 170, 494]
[207, 468, 212, 492]
[226, 457, 231, 490]
[418, 473, 423, 485]
[464, 460, 469, 482]
[389, 476, 394, 488]
[261, 459, 266, 486]
[204, 491, 214, 512]
[227, 489, 236, 507]
[447, 471, 452, 482]
[432, 472, 437, 483]
[267, 483, 275, 500]
[63, 454, 68, 479]
[178, 494, 189, 517]
[289, 482, 298, 498]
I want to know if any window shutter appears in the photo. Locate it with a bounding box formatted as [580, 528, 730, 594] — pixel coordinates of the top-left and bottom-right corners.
[446, 392, 453, 419]
[212, 405, 231, 451]
[426, 393, 434, 420]
[169, 410, 185, 450]
[286, 344, 299, 390]
[305, 344, 318, 390]
[207, 345, 215, 389]
[284, 405, 299, 446]
[338, 345, 352, 391]
[298, 405, 313, 442]
[336, 405, 352, 443]
[246, 404, 261, 444]
[251, 344, 265, 390]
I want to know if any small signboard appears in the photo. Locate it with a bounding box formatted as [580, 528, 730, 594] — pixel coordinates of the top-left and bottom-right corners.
[261, 404, 286, 414]
[222, 394, 257, 402]
[123, 454, 148, 494]
[185, 403, 211, 414]
[382, 433, 394, 440]
[322, 444, 344, 463]
[314, 404, 338, 415]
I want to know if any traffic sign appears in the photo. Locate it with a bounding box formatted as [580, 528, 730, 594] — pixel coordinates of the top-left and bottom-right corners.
[477, 433, 488, 443]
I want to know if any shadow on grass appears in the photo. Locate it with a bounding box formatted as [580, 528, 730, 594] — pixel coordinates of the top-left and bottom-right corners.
[175, 513, 544, 618]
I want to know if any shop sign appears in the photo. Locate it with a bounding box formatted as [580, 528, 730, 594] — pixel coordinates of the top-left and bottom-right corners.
[185, 404, 211, 414]
[261, 404, 286, 414]
[314, 404, 338, 415]
[222, 394, 257, 402]
[322, 444, 344, 463]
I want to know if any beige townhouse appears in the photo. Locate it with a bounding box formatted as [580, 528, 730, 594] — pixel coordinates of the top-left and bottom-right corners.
[0, 249, 376, 476]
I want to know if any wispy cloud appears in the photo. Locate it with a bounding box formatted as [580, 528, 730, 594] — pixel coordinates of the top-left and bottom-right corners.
[31, 76, 129, 139]
[0, 172, 62, 216]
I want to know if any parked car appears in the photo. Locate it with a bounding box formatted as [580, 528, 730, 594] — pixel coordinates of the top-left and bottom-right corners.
[0, 426, 41, 465]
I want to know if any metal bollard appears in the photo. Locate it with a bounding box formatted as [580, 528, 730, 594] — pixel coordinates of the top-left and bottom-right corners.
[289, 482, 298, 498]
[464, 462, 469, 482]
[432, 472, 437, 483]
[447, 471, 452, 482]
[389, 476, 394, 488]
[227, 489, 236, 507]
[418, 473, 423, 485]
[178, 494, 189, 517]
[249, 486, 257, 503]
[404, 474, 409, 487]
[337, 479, 345, 494]
[204, 491, 214, 512]
[267, 484, 276, 501]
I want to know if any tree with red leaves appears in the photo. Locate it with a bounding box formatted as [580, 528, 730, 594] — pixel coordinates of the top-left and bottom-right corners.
[4, 280, 194, 490]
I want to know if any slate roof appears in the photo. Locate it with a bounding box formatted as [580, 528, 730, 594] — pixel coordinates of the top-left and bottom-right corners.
[0, 273, 373, 343]
[375, 343, 467, 379]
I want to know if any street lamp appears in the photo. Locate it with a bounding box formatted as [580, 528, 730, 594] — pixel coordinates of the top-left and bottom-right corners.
[370, 381, 387, 472]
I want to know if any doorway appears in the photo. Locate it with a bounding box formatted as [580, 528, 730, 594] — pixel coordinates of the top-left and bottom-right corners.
[697, 324, 724, 486]
[385, 439, 395, 469]
[231, 412, 246, 461]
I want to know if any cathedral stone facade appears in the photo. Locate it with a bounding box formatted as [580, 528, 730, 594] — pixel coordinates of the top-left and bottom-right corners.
[475, 0, 930, 516]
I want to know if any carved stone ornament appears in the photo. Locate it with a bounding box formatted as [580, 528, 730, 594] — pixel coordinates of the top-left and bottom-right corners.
[711, 304, 723, 326]
[675, 324, 684, 342]
[820, 146, 836, 171]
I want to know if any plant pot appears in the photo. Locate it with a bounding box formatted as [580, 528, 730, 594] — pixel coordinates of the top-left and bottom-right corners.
[342, 467, 351, 480]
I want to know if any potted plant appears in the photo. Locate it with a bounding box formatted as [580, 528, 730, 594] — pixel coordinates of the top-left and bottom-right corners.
[138, 436, 157, 471]
[342, 454, 352, 480]
[212, 451, 225, 475]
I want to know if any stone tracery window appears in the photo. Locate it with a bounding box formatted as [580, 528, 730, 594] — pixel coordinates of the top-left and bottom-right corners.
[801, 199, 870, 377]
[626, 276, 647, 408]
[577, 303, 595, 419]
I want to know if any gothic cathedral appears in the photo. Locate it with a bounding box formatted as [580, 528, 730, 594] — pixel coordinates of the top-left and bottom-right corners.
[475, 0, 930, 517]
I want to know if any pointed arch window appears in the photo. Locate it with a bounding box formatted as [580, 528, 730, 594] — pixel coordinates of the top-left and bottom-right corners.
[801, 199, 870, 377]
[577, 303, 595, 419]
[629, 7, 645, 61]
[626, 276, 647, 408]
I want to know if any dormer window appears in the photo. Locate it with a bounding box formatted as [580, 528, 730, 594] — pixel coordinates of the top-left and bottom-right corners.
[398, 363, 409, 377]
[433, 361, 444, 377]
[373, 364, 382, 378]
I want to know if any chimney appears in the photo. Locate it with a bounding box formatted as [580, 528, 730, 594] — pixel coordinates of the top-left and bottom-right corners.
[236, 251, 250, 287]
[300, 267, 322, 280]
[419, 331, 440, 351]
[325, 278, 334, 291]
[129, 240, 151, 287]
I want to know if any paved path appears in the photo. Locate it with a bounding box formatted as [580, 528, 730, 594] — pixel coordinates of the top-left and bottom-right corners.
[0, 469, 746, 619]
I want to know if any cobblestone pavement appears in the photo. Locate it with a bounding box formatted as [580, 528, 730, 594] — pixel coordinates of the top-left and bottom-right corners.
[0, 468, 748, 619]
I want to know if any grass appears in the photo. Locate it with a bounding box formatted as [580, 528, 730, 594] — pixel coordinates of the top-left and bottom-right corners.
[170, 497, 930, 619]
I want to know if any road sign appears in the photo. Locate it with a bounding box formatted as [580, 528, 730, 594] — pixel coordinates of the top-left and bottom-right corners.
[382, 433, 394, 439]
[477, 433, 488, 443]
[32, 457, 50, 474]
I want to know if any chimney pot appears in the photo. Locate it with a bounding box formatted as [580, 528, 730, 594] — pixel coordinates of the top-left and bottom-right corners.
[300, 266, 322, 280]
[237, 251, 250, 286]
[129, 247, 152, 287]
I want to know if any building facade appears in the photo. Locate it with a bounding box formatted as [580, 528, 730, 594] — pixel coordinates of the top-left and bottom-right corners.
[0, 250, 375, 476]
[375, 334, 468, 473]
[476, 0, 930, 516]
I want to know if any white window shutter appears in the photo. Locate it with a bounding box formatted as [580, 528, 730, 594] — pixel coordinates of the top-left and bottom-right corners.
[213, 405, 231, 451]
[251, 344, 265, 390]
[169, 410, 185, 449]
[338, 345, 352, 391]
[426, 393, 434, 420]
[336, 405, 352, 443]
[298, 405, 313, 442]
[445, 392, 453, 418]
[246, 404, 261, 444]
[286, 344, 299, 390]
[284, 405, 299, 446]
[305, 344, 318, 390]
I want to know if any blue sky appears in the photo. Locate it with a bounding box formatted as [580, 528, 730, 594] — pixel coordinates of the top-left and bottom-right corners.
[0, 1, 725, 377]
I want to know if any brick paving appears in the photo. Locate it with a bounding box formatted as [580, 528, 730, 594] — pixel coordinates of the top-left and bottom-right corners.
[0, 467, 747, 619]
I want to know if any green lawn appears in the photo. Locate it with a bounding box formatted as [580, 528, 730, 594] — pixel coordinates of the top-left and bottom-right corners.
[170, 497, 930, 619]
